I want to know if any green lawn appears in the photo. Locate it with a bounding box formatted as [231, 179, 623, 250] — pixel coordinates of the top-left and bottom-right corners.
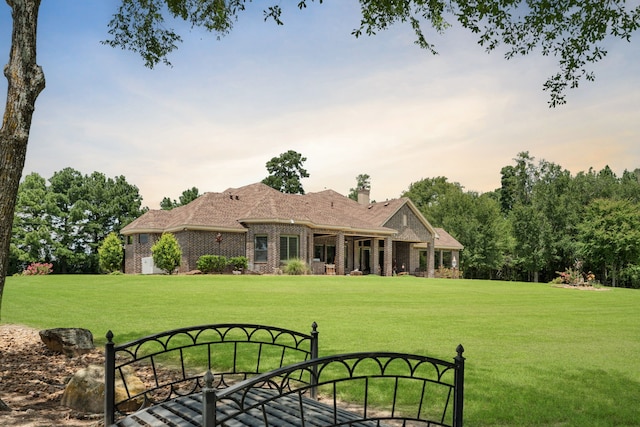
[3, 275, 639, 426]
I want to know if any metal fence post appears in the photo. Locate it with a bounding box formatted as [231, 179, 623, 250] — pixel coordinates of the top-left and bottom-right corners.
[310, 322, 319, 399]
[453, 344, 465, 427]
[104, 330, 115, 426]
[202, 370, 216, 427]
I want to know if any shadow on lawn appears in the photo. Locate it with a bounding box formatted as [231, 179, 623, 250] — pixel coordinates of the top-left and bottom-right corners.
[467, 365, 640, 426]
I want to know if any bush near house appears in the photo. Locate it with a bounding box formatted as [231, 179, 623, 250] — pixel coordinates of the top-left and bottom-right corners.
[228, 256, 248, 272]
[197, 255, 227, 274]
[197, 255, 249, 274]
[98, 232, 123, 273]
[283, 258, 309, 275]
[434, 267, 463, 279]
[151, 233, 182, 274]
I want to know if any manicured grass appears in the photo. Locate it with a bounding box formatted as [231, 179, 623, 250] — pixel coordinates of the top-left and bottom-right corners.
[3, 275, 639, 426]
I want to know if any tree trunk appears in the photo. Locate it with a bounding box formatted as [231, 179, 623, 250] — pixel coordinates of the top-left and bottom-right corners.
[0, 0, 45, 314]
[611, 264, 617, 288]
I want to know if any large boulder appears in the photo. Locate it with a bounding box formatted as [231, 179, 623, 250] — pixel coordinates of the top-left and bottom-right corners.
[62, 365, 146, 414]
[39, 328, 94, 357]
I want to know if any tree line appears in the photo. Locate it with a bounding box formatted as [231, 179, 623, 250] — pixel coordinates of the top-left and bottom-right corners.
[9, 168, 145, 274]
[403, 152, 640, 288]
[9, 152, 640, 288]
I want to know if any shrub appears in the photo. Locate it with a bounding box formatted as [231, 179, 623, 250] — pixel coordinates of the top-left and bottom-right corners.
[435, 267, 463, 279]
[228, 256, 248, 272]
[151, 233, 182, 274]
[23, 262, 53, 275]
[283, 258, 308, 275]
[620, 264, 640, 289]
[98, 232, 123, 273]
[197, 255, 227, 274]
[552, 260, 592, 286]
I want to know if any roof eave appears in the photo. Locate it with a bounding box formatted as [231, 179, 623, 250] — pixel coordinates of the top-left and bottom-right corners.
[165, 225, 247, 234]
[121, 227, 164, 235]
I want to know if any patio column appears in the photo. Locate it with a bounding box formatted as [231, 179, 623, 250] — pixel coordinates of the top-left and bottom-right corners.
[307, 230, 314, 266]
[336, 232, 345, 275]
[384, 236, 393, 276]
[372, 239, 379, 275]
[428, 238, 436, 278]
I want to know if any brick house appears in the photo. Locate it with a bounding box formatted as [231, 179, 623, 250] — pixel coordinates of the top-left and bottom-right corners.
[120, 183, 462, 277]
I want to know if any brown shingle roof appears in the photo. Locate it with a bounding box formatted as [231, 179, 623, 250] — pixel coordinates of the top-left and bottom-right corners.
[121, 183, 398, 235]
[434, 228, 464, 250]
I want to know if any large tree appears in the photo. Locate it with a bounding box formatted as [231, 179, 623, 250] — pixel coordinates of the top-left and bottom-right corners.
[577, 198, 640, 287]
[2, 1, 640, 312]
[160, 187, 201, 210]
[11, 172, 54, 268]
[262, 150, 309, 194]
[403, 177, 509, 278]
[348, 173, 371, 201]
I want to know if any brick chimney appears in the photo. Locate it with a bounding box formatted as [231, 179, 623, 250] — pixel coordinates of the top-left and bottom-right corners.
[357, 187, 370, 205]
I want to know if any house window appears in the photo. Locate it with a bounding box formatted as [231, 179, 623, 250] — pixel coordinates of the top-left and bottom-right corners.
[126, 235, 133, 245]
[314, 244, 324, 261]
[402, 214, 408, 227]
[255, 235, 268, 262]
[139, 234, 149, 244]
[280, 235, 299, 261]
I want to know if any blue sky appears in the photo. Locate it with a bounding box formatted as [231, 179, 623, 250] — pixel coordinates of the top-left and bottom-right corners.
[2, 2, 639, 209]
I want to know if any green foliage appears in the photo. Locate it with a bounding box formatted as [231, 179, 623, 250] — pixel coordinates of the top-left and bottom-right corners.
[283, 258, 309, 275]
[261, 150, 309, 194]
[98, 232, 124, 273]
[151, 233, 182, 274]
[403, 153, 640, 285]
[196, 255, 227, 274]
[228, 256, 248, 272]
[551, 261, 596, 286]
[619, 264, 640, 289]
[404, 177, 508, 278]
[160, 186, 200, 210]
[348, 174, 371, 201]
[10, 168, 145, 275]
[577, 198, 640, 287]
[10, 173, 55, 270]
[197, 255, 248, 273]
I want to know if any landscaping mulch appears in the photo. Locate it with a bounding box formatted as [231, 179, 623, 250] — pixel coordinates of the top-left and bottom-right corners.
[0, 324, 103, 426]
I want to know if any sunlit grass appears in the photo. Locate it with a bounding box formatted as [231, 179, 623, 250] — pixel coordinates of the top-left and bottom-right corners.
[3, 274, 639, 426]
